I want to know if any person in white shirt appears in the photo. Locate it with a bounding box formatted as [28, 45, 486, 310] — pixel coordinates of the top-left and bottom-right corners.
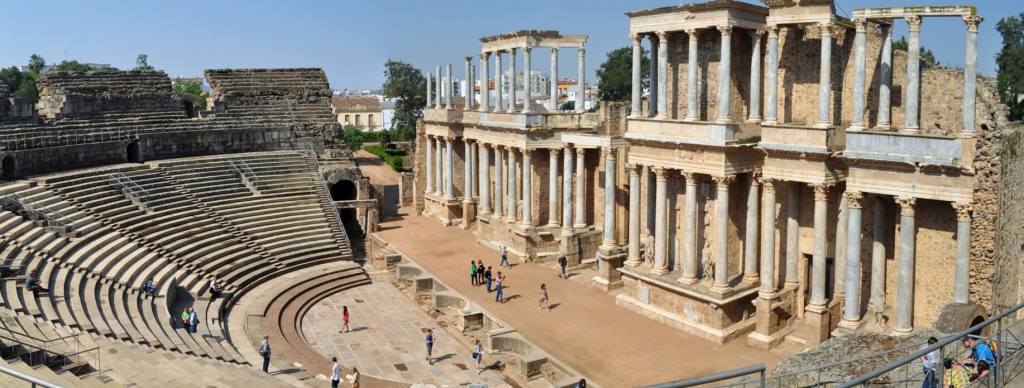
[346, 367, 360, 388]
[330, 357, 341, 388]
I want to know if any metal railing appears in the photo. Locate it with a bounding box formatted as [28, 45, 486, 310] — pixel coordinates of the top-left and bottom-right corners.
[0, 326, 99, 380]
[2, 195, 73, 236]
[0, 364, 62, 387]
[303, 143, 351, 250]
[108, 173, 150, 210]
[227, 159, 260, 194]
[641, 364, 767, 388]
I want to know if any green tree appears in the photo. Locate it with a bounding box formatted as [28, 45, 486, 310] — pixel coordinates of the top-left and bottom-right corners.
[996, 12, 1024, 121]
[135, 54, 154, 71]
[341, 124, 366, 150]
[596, 46, 650, 103]
[892, 36, 939, 68]
[51, 60, 96, 72]
[172, 80, 207, 111]
[27, 54, 46, 77]
[0, 67, 38, 103]
[381, 60, 426, 141]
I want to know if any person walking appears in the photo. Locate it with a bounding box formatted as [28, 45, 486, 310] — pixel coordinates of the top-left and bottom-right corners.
[330, 357, 341, 388]
[346, 367, 361, 388]
[473, 339, 484, 374]
[921, 337, 938, 388]
[188, 307, 199, 333]
[495, 272, 505, 303]
[485, 266, 493, 293]
[558, 256, 568, 279]
[470, 260, 478, 286]
[342, 306, 351, 333]
[425, 329, 435, 364]
[258, 336, 271, 374]
[180, 307, 191, 329]
[538, 283, 550, 311]
[477, 260, 485, 285]
[500, 246, 511, 268]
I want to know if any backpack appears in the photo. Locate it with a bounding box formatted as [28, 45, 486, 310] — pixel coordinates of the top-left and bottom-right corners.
[983, 339, 1001, 363]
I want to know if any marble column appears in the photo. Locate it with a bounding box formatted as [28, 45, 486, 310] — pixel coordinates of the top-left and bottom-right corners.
[809, 185, 829, 310]
[850, 19, 867, 131]
[747, 29, 764, 122]
[894, 197, 917, 334]
[547, 149, 560, 227]
[878, 26, 893, 129]
[680, 172, 699, 284]
[651, 167, 670, 275]
[785, 183, 799, 287]
[869, 196, 887, 317]
[435, 66, 443, 110]
[626, 165, 642, 266]
[953, 203, 972, 304]
[685, 29, 700, 121]
[507, 49, 517, 112]
[494, 147, 504, 217]
[562, 146, 574, 232]
[425, 137, 434, 193]
[744, 175, 760, 282]
[962, 16, 982, 135]
[648, 34, 659, 117]
[494, 51, 504, 111]
[601, 148, 617, 248]
[507, 148, 517, 221]
[712, 176, 734, 291]
[464, 57, 473, 111]
[446, 64, 454, 109]
[656, 32, 669, 118]
[521, 149, 532, 226]
[426, 72, 433, 108]
[630, 35, 642, 116]
[444, 138, 455, 200]
[573, 148, 586, 228]
[759, 179, 778, 296]
[834, 191, 849, 296]
[903, 16, 923, 133]
[480, 53, 490, 112]
[471, 143, 478, 198]
[816, 23, 833, 127]
[715, 25, 733, 123]
[576, 47, 586, 113]
[480, 144, 491, 213]
[523, 47, 533, 113]
[435, 137, 443, 194]
[841, 192, 865, 327]
[550, 48, 559, 111]
[645, 167, 656, 238]
[764, 25, 780, 125]
[463, 140, 473, 202]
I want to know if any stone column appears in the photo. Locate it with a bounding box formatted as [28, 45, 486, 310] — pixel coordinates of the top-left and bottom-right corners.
[685, 29, 700, 121]
[508, 48, 518, 112]
[547, 149, 560, 227]
[953, 203, 972, 304]
[562, 146, 574, 232]
[841, 192, 865, 327]
[507, 148, 517, 221]
[426, 72, 433, 108]
[574, 148, 586, 228]
[651, 167, 670, 275]
[521, 149, 532, 226]
[680, 172, 699, 284]
[550, 48, 559, 111]
[744, 175, 760, 282]
[869, 196, 887, 318]
[962, 16, 982, 135]
[850, 19, 867, 131]
[445, 138, 455, 200]
[785, 183, 799, 287]
[480, 53, 490, 112]
[523, 47, 533, 113]
[630, 35, 643, 116]
[878, 26, 893, 129]
[816, 23, 833, 127]
[480, 144, 491, 214]
[764, 25, 780, 125]
[656, 32, 669, 118]
[435, 138, 443, 194]
[834, 191, 849, 296]
[472, 143, 478, 198]
[463, 140, 473, 201]
[715, 25, 733, 123]
[601, 148, 617, 249]
[903, 16, 923, 133]
[626, 165, 642, 266]
[645, 166, 656, 237]
[747, 29, 765, 122]
[809, 185, 829, 310]
[648, 34, 659, 117]
[712, 175, 734, 291]
[446, 64, 454, 110]
[894, 197, 917, 334]
[576, 47, 586, 113]
[494, 147, 504, 217]
[425, 137, 434, 193]
[759, 179, 777, 295]
[464, 57, 473, 111]
[494, 51, 504, 111]
[435, 66, 443, 110]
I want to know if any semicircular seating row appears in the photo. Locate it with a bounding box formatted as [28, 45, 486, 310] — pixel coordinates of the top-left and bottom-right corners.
[0, 150, 353, 366]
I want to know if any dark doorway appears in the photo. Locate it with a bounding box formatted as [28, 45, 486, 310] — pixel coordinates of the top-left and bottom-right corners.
[183, 101, 195, 118]
[330, 180, 362, 241]
[330, 180, 357, 201]
[2, 155, 16, 180]
[127, 142, 142, 163]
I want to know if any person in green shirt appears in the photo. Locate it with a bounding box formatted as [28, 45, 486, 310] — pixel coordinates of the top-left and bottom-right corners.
[470, 260, 477, 286]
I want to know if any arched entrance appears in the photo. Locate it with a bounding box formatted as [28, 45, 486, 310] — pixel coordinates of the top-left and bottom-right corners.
[330, 180, 362, 239]
[2, 155, 17, 180]
[127, 142, 142, 163]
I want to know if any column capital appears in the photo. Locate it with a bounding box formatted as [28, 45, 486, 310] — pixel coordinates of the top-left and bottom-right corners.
[656, 31, 669, 41]
[465, 56, 474, 62]
[577, 47, 586, 56]
[905, 15, 923, 32]
[601, 147, 616, 160]
[766, 24, 780, 37]
[812, 184, 831, 201]
[481, 52, 490, 60]
[715, 24, 733, 36]
[681, 171, 697, 183]
[817, 23, 834, 38]
[550, 147, 561, 157]
[508, 47, 518, 54]
[953, 202, 973, 221]
[522, 46, 532, 54]
[653, 166, 672, 181]
[712, 175, 735, 187]
[847, 191, 865, 209]
[575, 147, 586, 158]
[626, 163, 641, 176]
[630, 34, 642, 44]
[896, 196, 917, 216]
[750, 28, 766, 39]
[963, 15, 983, 32]
[853, 18, 867, 32]
[684, 28, 700, 37]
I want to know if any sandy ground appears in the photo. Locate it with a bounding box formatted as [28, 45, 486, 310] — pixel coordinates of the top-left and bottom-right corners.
[354, 149, 400, 185]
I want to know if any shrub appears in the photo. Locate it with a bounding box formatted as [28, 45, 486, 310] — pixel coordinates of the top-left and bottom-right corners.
[364, 145, 405, 172]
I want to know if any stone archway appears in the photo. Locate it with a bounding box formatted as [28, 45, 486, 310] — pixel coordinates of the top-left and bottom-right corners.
[330, 179, 362, 241]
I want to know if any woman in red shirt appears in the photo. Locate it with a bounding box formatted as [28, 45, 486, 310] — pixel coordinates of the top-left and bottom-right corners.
[342, 306, 351, 333]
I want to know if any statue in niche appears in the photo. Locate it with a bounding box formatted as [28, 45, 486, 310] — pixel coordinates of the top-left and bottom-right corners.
[641, 233, 655, 266]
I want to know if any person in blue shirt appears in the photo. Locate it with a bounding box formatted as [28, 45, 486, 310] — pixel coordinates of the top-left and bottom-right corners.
[143, 279, 157, 296]
[425, 329, 435, 365]
[962, 337, 996, 373]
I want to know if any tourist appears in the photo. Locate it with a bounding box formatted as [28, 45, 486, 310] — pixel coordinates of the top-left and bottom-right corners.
[209, 276, 221, 300]
[180, 307, 192, 328]
[943, 358, 970, 388]
[342, 306, 351, 333]
[921, 337, 938, 388]
[477, 260, 485, 285]
[495, 272, 505, 303]
[594, 251, 600, 271]
[575, 378, 587, 388]
[962, 336, 996, 372]
[188, 307, 199, 333]
[346, 366, 360, 388]
[259, 336, 271, 374]
[473, 339, 484, 374]
[330, 357, 341, 388]
[971, 361, 991, 382]
[142, 279, 157, 296]
[558, 256, 568, 279]
[470, 260, 478, 286]
[485, 266, 493, 293]
[25, 271, 47, 294]
[425, 329, 435, 364]
[500, 246, 511, 268]
[538, 283, 550, 311]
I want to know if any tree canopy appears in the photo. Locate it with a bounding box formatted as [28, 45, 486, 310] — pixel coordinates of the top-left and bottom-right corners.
[997, 12, 1024, 121]
[596, 46, 650, 104]
[381, 59, 426, 141]
[135, 54, 154, 71]
[892, 36, 939, 68]
[172, 80, 206, 111]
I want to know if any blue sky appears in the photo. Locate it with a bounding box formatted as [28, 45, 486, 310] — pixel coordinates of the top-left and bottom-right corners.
[0, 1, 1015, 90]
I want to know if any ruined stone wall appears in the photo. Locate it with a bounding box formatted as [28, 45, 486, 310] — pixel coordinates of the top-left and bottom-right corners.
[668, 29, 755, 122]
[1000, 126, 1023, 312]
[35, 70, 185, 119]
[413, 120, 427, 215]
[776, 24, 856, 126]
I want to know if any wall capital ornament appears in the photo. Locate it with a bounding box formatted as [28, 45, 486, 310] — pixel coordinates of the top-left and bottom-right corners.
[716, 24, 733, 36]
[626, 164, 641, 176]
[766, 24, 780, 38]
[656, 31, 669, 41]
[685, 28, 700, 37]
[896, 196, 917, 217]
[630, 34, 642, 44]
[760, 177, 775, 193]
[575, 147, 586, 158]
[847, 191, 864, 209]
[681, 171, 697, 183]
[905, 15, 923, 32]
[953, 202, 973, 222]
[963, 15, 983, 32]
[813, 184, 830, 201]
[818, 23, 834, 38]
[712, 175, 736, 187]
[653, 167, 672, 180]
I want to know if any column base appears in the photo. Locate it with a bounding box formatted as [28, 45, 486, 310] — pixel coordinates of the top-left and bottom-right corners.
[715, 118, 733, 124]
[900, 127, 921, 134]
[624, 255, 642, 267]
[683, 116, 698, 122]
[834, 318, 862, 333]
[847, 124, 866, 132]
[710, 283, 731, 295]
[649, 267, 670, 276]
[573, 222, 587, 229]
[677, 275, 698, 285]
[892, 326, 913, 336]
[800, 307, 832, 346]
[814, 121, 832, 129]
[873, 124, 892, 131]
[742, 274, 760, 284]
[545, 222, 559, 228]
[761, 119, 778, 126]
[744, 117, 762, 123]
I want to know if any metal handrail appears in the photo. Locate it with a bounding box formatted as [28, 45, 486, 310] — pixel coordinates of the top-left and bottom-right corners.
[303, 143, 351, 250]
[0, 364, 63, 388]
[641, 364, 767, 388]
[108, 173, 150, 208]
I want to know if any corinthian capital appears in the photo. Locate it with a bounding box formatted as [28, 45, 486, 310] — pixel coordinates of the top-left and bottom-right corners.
[963, 15, 983, 32]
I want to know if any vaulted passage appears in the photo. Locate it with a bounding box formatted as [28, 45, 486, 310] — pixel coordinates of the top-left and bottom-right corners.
[330, 180, 362, 239]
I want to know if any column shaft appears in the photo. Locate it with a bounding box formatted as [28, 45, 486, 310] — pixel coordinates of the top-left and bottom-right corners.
[962, 16, 982, 134]
[601, 149, 617, 248]
[785, 183, 799, 287]
[630, 36, 642, 116]
[904, 17, 922, 132]
[463, 140, 472, 201]
[426, 72, 433, 108]
[651, 168, 669, 275]
[681, 173, 699, 283]
[656, 32, 669, 118]
[508, 49, 517, 112]
[435, 138, 443, 194]
[547, 149, 559, 226]
[747, 30, 764, 122]
[494, 148, 504, 217]
[521, 150, 532, 225]
[834, 191, 849, 296]
[648, 35, 659, 117]
[494, 52, 503, 111]
[816, 23, 833, 127]
[715, 26, 733, 123]
[445, 139, 454, 199]
[562, 147, 574, 230]
[842, 193, 865, 324]
[712, 176, 734, 291]
[523, 47, 533, 113]
[435, 66, 442, 110]
[425, 137, 434, 193]
[464, 57, 472, 111]
[480, 145, 491, 213]
[878, 27, 893, 129]
[446, 64, 454, 109]
[764, 26, 779, 124]
[626, 166, 642, 266]
[851, 19, 867, 130]
[576, 47, 586, 113]
[507, 149, 517, 220]
[869, 197, 887, 315]
[809, 185, 829, 308]
[953, 203, 972, 303]
[894, 198, 917, 334]
[759, 180, 777, 295]
[744, 176, 760, 281]
[574, 149, 586, 228]
[550, 48, 559, 111]
[480, 53, 489, 112]
[685, 29, 700, 121]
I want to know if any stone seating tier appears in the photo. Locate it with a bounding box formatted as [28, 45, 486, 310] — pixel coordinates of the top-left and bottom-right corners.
[36, 70, 184, 119]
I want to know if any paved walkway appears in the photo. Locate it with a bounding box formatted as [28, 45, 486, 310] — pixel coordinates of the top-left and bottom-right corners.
[376, 212, 793, 387]
[303, 281, 508, 386]
[354, 149, 401, 185]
